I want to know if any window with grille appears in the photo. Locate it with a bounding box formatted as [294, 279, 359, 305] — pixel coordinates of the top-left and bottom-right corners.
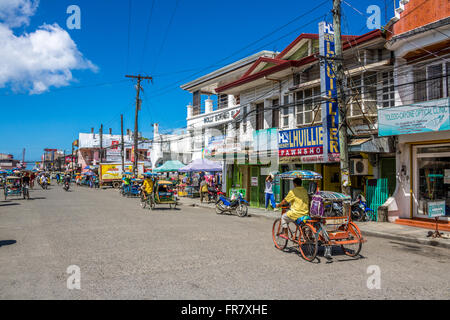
[243, 106, 248, 133]
[348, 75, 362, 116]
[380, 71, 395, 108]
[282, 95, 290, 128]
[363, 71, 378, 114]
[414, 62, 448, 103]
[218, 94, 229, 110]
[272, 98, 279, 128]
[256, 103, 264, 130]
[295, 87, 320, 126]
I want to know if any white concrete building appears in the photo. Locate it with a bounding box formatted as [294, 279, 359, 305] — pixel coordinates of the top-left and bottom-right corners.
[382, 2, 450, 226]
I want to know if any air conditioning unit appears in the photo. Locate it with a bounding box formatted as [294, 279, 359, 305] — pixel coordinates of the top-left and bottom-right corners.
[350, 159, 369, 175]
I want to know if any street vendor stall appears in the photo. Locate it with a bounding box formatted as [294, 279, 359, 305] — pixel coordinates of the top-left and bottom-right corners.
[178, 159, 222, 198]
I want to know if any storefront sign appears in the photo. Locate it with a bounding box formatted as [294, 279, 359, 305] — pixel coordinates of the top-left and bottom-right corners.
[378, 98, 450, 136]
[251, 176, 258, 186]
[319, 21, 340, 162]
[428, 201, 446, 218]
[278, 126, 339, 163]
[203, 109, 239, 124]
[229, 188, 246, 198]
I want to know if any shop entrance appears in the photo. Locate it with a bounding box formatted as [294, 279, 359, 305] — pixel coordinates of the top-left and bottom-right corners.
[413, 143, 450, 220]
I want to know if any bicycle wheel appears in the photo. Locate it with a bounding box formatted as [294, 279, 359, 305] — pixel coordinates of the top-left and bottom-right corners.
[272, 218, 287, 251]
[298, 224, 318, 262]
[340, 222, 362, 257]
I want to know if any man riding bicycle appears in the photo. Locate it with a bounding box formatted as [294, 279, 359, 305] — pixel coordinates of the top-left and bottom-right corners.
[141, 175, 154, 204]
[276, 177, 332, 260]
[276, 178, 310, 239]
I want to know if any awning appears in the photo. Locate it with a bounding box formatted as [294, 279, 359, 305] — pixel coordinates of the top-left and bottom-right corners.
[349, 137, 394, 153]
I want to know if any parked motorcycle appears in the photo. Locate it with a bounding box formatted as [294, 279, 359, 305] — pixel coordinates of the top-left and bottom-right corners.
[351, 194, 374, 222]
[206, 186, 224, 203]
[215, 193, 248, 217]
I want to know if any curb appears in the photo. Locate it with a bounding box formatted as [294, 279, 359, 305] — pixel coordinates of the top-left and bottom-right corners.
[359, 230, 450, 249]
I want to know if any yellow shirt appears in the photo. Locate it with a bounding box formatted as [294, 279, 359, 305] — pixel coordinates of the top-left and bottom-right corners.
[284, 186, 309, 220]
[142, 179, 154, 193]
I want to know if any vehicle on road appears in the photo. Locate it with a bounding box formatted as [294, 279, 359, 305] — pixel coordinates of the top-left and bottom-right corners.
[99, 162, 145, 188]
[215, 192, 248, 217]
[141, 180, 177, 210]
[4, 176, 26, 200]
[63, 181, 70, 191]
[272, 170, 365, 262]
[351, 194, 374, 222]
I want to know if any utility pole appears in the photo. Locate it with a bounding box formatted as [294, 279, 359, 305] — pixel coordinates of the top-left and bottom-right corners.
[99, 124, 103, 163]
[125, 74, 152, 176]
[121, 114, 125, 172]
[332, 0, 351, 195]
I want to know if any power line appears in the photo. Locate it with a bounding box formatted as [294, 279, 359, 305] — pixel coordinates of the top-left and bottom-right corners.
[126, 0, 132, 73]
[151, 0, 180, 75]
[140, 0, 156, 73]
[147, 13, 327, 99]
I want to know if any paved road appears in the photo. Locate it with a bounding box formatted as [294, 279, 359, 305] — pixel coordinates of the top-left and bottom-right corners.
[0, 184, 448, 299]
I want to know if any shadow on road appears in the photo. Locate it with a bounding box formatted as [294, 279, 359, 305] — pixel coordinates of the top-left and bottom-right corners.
[28, 197, 46, 200]
[0, 203, 20, 207]
[0, 240, 17, 247]
[280, 245, 365, 264]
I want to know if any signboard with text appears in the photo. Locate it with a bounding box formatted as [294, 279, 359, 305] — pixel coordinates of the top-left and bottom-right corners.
[319, 21, 340, 162]
[428, 201, 446, 218]
[378, 98, 450, 136]
[278, 126, 339, 164]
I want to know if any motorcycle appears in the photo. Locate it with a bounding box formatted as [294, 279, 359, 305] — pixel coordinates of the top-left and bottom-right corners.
[63, 181, 70, 191]
[206, 186, 224, 203]
[351, 194, 374, 222]
[215, 192, 249, 217]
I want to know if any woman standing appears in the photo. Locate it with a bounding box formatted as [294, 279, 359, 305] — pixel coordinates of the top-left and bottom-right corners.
[265, 174, 277, 211]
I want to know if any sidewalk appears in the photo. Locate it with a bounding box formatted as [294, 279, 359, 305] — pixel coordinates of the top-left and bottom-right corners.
[178, 196, 450, 249]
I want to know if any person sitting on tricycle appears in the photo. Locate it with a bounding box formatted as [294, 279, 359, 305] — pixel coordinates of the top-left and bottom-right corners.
[141, 176, 154, 203]
[276, 177, 310, 240]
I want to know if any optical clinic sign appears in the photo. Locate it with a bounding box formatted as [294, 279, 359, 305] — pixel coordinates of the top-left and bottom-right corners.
[378, 98, 450, 136]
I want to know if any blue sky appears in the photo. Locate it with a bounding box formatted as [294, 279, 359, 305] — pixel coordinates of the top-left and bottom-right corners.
[0, 0, 395, 161]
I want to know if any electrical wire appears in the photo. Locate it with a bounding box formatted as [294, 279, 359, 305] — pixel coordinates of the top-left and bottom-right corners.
[151, 0, 180, 75]
[139, 0, 156, 73]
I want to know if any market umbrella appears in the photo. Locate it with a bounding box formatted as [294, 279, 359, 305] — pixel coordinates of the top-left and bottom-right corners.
[153, 160, 185, 173]
[276, 170, 322, 180]
[178, 158, 222, 173]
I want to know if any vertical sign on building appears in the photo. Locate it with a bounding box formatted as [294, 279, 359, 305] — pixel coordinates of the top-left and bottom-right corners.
[319, 21, 340, 162]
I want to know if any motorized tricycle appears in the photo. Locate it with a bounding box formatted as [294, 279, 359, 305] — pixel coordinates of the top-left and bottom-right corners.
[140, 180, 177, 210]
[4, 176, 28, 200]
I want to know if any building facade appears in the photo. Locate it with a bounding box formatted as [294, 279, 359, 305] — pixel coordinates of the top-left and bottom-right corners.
[77, 128, 152, 171]
[217, 28, 396, 207]
[382, 0, 450, 224]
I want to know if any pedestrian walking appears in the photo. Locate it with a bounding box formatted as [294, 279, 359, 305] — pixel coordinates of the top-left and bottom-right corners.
[265, 174, 277, 211]
[200, 177, 208, 203]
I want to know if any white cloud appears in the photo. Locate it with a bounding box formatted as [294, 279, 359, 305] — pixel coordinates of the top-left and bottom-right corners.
[0, 0, 39, 28]
[0, 0, 98, 94]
